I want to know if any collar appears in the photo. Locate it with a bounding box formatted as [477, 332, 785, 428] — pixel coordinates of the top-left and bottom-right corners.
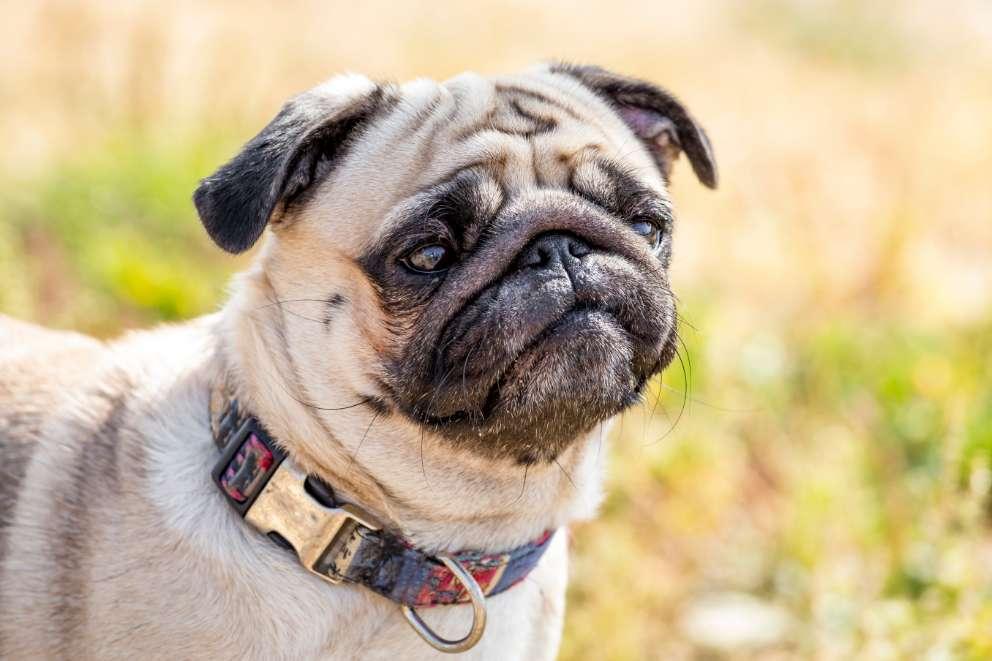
[209, 391, 555, 653]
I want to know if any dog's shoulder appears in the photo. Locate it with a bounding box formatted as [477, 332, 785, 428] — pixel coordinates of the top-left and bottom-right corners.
[0, 313, 100, 345]
[0, 315, 108, 432]
[0, 315, 106, 382]
[0, 316, 109, 529]
[0, 315, 108, 434]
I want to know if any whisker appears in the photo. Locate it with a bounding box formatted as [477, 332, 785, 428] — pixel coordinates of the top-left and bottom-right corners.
[461, 342, 479, 395]
[596, 421, 605, 463]
[301, 397, 374, 412]
[649, 376, 668, 419]
[677, 332, 694, 391]
[348, 409, 382, 472]
[419, 425, 433, 491]
[251, 298, 337, 311]
[675, 311, 698, 333]
[511, 464, 530, 505]
[646, 335, 690, 445]
[278, 309, 327, 325]
[553, 457, 577, 490]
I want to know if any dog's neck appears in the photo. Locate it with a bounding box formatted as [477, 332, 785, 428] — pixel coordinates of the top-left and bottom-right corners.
[213, 265, 606, 553]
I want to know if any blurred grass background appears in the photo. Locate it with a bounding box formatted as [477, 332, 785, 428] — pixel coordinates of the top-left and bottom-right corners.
[2, 1, 991, 658]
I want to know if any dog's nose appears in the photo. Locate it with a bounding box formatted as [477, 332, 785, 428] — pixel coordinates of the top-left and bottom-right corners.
[515, 232, 592, 271]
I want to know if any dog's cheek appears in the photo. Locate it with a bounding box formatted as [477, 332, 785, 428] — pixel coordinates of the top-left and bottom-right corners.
[261, 240, 389, 404]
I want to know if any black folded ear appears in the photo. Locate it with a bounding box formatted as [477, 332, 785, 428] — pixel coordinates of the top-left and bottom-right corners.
[551, 63, 717, 189]
[194, 76, 387, 253]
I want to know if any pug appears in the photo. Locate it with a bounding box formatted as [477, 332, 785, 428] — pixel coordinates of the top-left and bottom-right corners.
[0, 63, 716, 659]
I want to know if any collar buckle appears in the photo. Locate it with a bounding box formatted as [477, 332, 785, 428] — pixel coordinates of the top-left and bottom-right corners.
[211, 416, 380, 583]
[243, 458, 380, 584]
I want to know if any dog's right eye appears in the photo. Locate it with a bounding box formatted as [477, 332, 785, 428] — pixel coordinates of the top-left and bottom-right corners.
[630, 218, 663, 251]
[402, 243, 454, 274]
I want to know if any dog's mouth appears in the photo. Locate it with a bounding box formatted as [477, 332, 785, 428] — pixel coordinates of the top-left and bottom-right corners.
[399, 301, 674, 462]
[413, 305, 624, 423]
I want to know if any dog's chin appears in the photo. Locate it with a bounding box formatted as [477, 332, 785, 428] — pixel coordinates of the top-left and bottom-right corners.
[411, 310, 671, 464]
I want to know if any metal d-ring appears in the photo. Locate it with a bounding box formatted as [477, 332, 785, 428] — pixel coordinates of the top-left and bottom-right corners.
[401, 553, 488, 654]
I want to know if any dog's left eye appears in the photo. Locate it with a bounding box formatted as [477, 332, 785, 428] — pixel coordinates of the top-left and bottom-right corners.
[630, 219, 662, 250]
[402, 243, 454, 274]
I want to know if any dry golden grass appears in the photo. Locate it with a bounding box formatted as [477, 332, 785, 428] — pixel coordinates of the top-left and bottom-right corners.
[2, 1, 991, 658]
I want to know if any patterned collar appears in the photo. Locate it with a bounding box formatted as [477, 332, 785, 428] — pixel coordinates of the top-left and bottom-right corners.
[209, 392, 555, 653]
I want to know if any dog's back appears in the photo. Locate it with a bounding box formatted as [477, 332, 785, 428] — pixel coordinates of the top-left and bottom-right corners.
[0, 318, 108, 523]
[0, 315, 106, 391]
[0, 315, 107, 487]
[0, 316, 109, 654]
[0, 315, 107, 465]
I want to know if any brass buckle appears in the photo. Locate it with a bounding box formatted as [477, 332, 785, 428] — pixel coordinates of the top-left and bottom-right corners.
[243, 459, 379, 582]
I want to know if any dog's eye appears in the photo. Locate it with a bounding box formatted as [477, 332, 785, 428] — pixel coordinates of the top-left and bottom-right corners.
[402, 243, 454, 274]
[630, 219, 662, 250]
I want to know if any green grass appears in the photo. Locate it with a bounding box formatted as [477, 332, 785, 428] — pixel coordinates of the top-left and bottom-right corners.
[1, 130, 244, 335]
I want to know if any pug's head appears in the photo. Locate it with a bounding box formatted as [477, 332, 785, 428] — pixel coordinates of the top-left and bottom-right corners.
[195, 63, 716, 466]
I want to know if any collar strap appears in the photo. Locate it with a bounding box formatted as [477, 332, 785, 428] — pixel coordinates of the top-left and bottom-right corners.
[210, 398, 554, 612]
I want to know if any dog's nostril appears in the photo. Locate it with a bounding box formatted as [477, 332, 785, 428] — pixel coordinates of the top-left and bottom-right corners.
[567, 239, 590, 259]
[536, 245, 553, 266]
[517, 233, 592, 271]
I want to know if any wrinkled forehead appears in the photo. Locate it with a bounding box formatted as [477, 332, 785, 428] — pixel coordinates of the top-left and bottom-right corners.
[304, 71, 665, 252]
[412, 71, 663, 192]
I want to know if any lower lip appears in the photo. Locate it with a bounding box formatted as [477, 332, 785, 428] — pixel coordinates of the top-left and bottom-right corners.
[539, 308, 620, 344]
[495, 308, 622, 377]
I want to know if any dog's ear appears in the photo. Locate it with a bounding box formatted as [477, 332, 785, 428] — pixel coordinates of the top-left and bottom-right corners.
[194, 75, 386, 253]
[551, 63, 717, 189]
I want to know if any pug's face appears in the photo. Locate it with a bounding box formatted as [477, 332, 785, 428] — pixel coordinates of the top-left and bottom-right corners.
[196, 64, 716, 465]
